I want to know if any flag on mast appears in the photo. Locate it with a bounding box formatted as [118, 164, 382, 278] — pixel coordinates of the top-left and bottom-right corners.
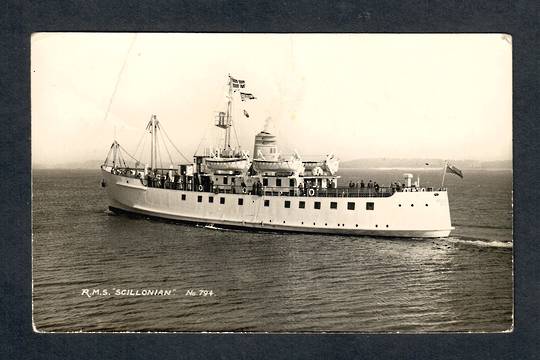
[230, 76, 246, 88]
[240, 92, 256, 101]
[446, 163, 464, 179]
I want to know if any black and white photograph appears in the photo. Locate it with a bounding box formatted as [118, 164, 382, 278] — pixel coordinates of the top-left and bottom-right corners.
[31, 33, 512, 332]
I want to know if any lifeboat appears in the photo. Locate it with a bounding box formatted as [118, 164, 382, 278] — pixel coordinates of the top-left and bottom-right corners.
[303, 154, 339, 175]
[205, 156, 251, 172]
[252, 155, 304, 174]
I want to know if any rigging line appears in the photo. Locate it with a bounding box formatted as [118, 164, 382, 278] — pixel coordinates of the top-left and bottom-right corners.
[118, 143, 142, 163]
[132, 128, 147, 159]
[159, 123, 191, 163]
[194, 120, 212, 156]
[157, 127, 174, 166]
[232, 117, 240, 149]
[155, 131, 163, 170]
[102, 34, 137, 132]
[134, 133, 147, 161]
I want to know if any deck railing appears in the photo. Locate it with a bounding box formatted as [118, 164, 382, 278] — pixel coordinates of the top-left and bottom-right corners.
[106, 167, 445, 197]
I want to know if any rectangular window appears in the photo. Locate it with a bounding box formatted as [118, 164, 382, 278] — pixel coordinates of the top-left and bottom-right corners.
[264, 199, 270, 207]
[314, 201, 321, 209]
[330, 202, 338, 209]
[276, 179, 282, 187]
[299, 201, 305, 209]
[223, 177, 228, 185]
[263, 178, 268, 186]
[181, 194, 186, 201]
[238, 198, 244, 205]
[284, 200, 291, 208]
[289, 179, 295, 187]
[347, 202, 355, 210]
[197, 195, 202, 203]
[366, 202, 374, 210]
[220, 197, 225, 204]
[208, 196, 214, 203]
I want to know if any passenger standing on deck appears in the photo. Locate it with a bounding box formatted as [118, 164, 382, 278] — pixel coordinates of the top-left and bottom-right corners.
[367, 180, 373, 188]
[360, 180, 365, 188]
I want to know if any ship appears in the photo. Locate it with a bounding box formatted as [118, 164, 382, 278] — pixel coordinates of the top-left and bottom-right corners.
[100, 75, 456, 238]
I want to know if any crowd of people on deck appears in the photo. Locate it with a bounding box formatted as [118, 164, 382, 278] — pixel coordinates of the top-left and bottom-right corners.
[347, 180, 410, 193]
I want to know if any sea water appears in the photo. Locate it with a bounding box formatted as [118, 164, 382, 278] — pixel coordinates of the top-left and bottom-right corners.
[32, 168, 512, 332]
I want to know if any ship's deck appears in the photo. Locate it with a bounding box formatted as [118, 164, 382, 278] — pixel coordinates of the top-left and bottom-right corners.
[106, 168, 445, 199]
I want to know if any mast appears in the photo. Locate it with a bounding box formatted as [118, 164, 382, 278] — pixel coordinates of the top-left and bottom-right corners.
[225, 75, 233, 150]
[148, 114, 158, 170]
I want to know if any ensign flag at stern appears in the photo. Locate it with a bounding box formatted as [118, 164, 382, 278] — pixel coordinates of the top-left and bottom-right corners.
[446, 163, 464, 179]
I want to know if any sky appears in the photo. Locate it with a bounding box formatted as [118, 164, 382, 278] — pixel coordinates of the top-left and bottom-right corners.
[31, 33, 512, 166]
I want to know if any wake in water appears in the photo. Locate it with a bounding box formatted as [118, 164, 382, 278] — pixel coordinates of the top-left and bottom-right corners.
[442, 237, 512, 249]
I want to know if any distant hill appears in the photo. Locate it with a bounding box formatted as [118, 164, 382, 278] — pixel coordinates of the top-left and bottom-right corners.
[33, 160, 104, 170]
[340, 158, 512, 170]
[33, 158, 512, 170]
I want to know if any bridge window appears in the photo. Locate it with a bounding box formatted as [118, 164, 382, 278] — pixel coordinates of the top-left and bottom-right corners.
[289, 179, 295, 187]
[181, 194, 186, 201]
[366, 202, 374, 210]
[238, 198, 244, 205]
[223, 177, 228, 185]
[284, 200, 291, 208]
[330, 202, 338, 209]
[197, 195, 202, 203]
[314, 202, 321, 210]
[209, 196, 214, 203]
[347, 202, 355, 210]
[276, 179, 282, 187]
[220, 197, 225, 204]
[299, 201, 305, 209]
[264, 199, 270, 207]
[263, 178, 268, 186]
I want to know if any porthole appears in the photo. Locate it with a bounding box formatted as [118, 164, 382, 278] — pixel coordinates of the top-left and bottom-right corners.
[269, 220, 272, 223]
[386, 224, 389, 228]
[355, 224, 358, 227]
[313, 222, 316, 225]
[325, 223, 328, 226]
[398, 204, 401, 207]
[425, 204, 428, 207]
[301, 221, 304, 224]
[375, 224, 378, 228]
[411, 204, 414, 207]
[283, 221, 286, 224]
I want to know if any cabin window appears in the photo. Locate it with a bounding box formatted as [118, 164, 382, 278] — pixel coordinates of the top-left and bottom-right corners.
[299, 201, 305, 209]
[347, 202, 355, 210]
[223, 177, 228, 185]
[238, 198, 244, 205]
[197, 195, 202, 203]
[276, 179, 282, 187]
[209, 196, 214, 203]
[284, 200, 291, 208]
[330, 202, 338, 209]
[264, 199, 270, 207]
[263, 178, 268, 186]
[366, 202, 374, 210]
[314, 202, 321, 210]
[289, 179, 295, 187]
[220, 197, 225, 204]
[181, 194, 186, 201]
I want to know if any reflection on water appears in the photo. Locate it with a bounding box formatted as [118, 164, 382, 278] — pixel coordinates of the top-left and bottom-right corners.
[33, 169, 512, 332]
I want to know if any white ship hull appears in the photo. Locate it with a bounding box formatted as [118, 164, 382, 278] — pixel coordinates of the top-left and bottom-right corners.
[102, 170, 453, 238]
